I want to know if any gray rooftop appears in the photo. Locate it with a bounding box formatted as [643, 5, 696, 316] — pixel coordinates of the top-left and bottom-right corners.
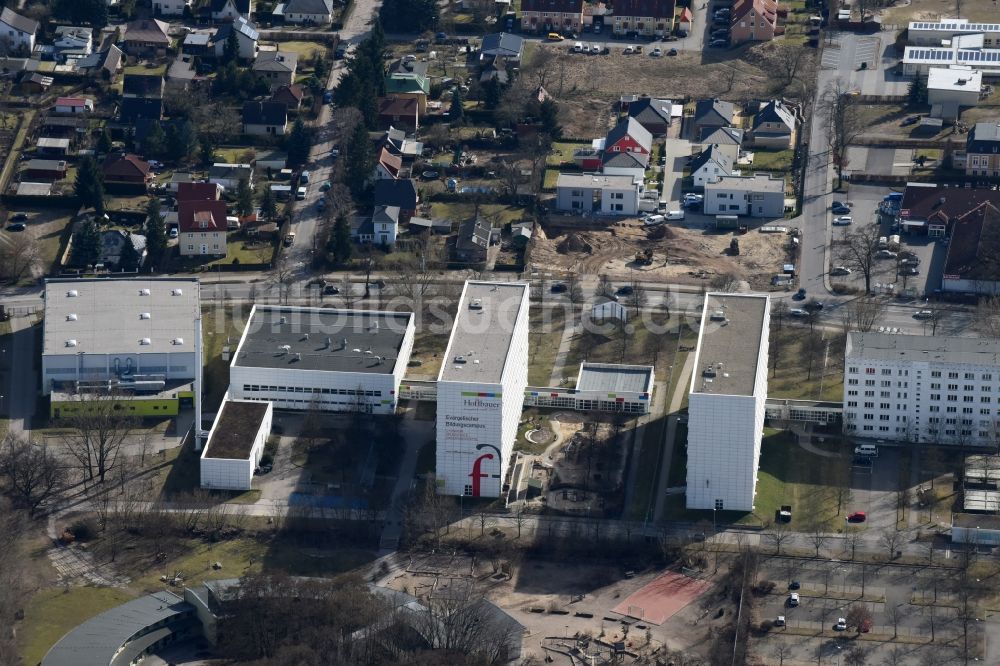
[576, 362, 653, 394]
[847, 332, 1000, 365]
[555, 173, 637, 190]
[439, 281, 528, 384]
[43, 278, 200, 356]
[204, 400, 270, 459]
[42, 591, 191, 666]
[233, 306, 413, 374]
[691, 293, 768, 397]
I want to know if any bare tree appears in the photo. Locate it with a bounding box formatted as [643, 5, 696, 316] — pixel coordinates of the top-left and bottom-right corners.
[596, 273, 613, 298]
[974, 296, 1000, 339]
[268, 256, 296, 305]
[775, 643, 792, 666]
[565, 271, 584, 303]
[0, 433, 67, 516]
[808, 523, 829, 557]
[708, 272, 741, 292]
[821, 77, 864, 189]
[880, 527, 904, 560]
[772, 299, 789, 330]
[0, 233, 40, 283]
[840, 295, 887, 332]
[766, 522, 793, 555]
[885, 603, 903, 639]
[844, 646, 868, 666]
[802, 331, 826, 382]
[340, 273, 355, 307]
[61, 390, 136, 484]
[843, 527, 862, 560]
[846, 603, 874, 634]
[628, 273, 646, 315]
[837, 226, 882, 295]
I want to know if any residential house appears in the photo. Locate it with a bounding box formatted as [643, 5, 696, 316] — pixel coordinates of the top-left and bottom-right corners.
[277, 0, 335, 24]
[54, 97, 93, 114]
[179, 200, 229, 257]
[898, 183, 1000, 237]
[521, 0, 584, 34]
[377, 97, 419, 131]
[120, 97, 163, 123]
[102, 153, 152, 191]
[690, 144, 735, 187]
[169, 172, 193, 192]
[729, 0, 780, 45]
[692, 98, 735, 140]
[177, 181, 223, 201]
[24, 159, 67, 181]
[373, 178, 418, 222]
[407, 216, 451, 234]
[152, 0, 191, 15]
[750, 99, 796, 149]
[699, 126, 744, 162]
[704, 172, 785, 217]
[383, 126, 423, 164]
[99, 230, 147, 268]
[627, 97, 673, 136]
[965, 121, 1000, 178]
[928, 66, 982, 120]
[36, 138, 70, 157]
[601, 151, 648, 182]
[210, 0, 253, 21]
[454, 218, 496, 267]
[270, 83, 304, 109]
[123, 74, 165, 99]
[255, 149, 287, 172]
[604, 116, 653, 157]
[253, 50, 297, 89]
[76, 45, 123, 80]
[556, 173, 641, 215]
[20, 72, 52, 93]
[373, 147, 403, 181]
[52, 26, 93, 58]
[573, 147, 603, 170]
[0, 8, 37, 55]
[370, 205, 399, 245]
[166, 54, 197, 89]
[678, 7, 693, 32]
[611, 0, 677, 38]
[242, 100, 287, 135]
[123, 19, 171, 57]
[41, 116, 86, 137]
[941, 202, 1000, 293]
[183, 30, 213, 56]
[211, 17, 259, 61]
[480, 33, 524, 63]
[209, 163, 254, 190]
[385, 60, 429, 114]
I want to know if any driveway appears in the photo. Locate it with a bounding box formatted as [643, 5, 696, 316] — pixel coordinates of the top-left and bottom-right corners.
[661, 138, 692, 208]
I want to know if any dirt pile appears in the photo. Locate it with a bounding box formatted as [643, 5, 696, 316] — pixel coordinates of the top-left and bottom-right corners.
[557, 233, 593, 254]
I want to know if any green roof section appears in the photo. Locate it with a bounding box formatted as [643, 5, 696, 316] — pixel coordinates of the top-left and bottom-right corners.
[385, 72, 429, 95]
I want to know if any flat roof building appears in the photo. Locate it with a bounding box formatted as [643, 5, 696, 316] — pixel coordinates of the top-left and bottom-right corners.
[228, 306, 415, 414]
[200, 398, 273, 490]
[41, 278, 200, 396]
[686, 293, 770, 512]
[844, 332, 1000, 446]
[436, 281, 530, 497]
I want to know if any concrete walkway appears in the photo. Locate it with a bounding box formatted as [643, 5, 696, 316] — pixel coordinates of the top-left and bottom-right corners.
[621, 380, 667, 521]
[547, 316, 581, 387]
[5, 314, 37, 436]
[653, 352, 696, 522]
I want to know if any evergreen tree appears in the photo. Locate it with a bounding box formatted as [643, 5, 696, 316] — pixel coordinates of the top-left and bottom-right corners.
[236, 178, 255, 218]
[144, 197, 167, 267]
[331, 214, 353, 266]
[72, 218, 101, 267]
[118, 235, 141, 272]
[96, 128, 112, 154]
[259, 185, 278, 220]
[166, 120, 198, 162]
[223, 28, 240, 64]
[75, 156, 105, 213]
[344, 122, 372, 198]
[484, 77, 503, 111]
[907, 75, 927, 105]
[380, 0, 438, 33]
[449, 88, 464, 123]
[54, 0, 109, 28]
[285, 118, 313, 167]
[539, 99, 563, 140]
[313, 53, 329, 81]
[200, 135, 216, 166]
[143, 122, 167, 159]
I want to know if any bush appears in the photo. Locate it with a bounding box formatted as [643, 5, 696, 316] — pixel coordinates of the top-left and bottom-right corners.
[753, 580, 776, 596]
[69, 518, 99, 541]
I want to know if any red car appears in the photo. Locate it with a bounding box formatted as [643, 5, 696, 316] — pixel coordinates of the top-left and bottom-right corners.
[846, 512, 867, 523]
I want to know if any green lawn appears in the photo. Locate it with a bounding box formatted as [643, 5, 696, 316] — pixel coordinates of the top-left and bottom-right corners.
[527, 307, 565, 386]
[542, 168, 560, 191]
[767, 323, 844, 402]
[565, 315, 670, 373]
[268, 40, 327, 61]
[20, 587, 136, 666]
[428, 202, 527, 227]
[214, 146, 257, 165]
[547, 141, 590, 167]
[749, 149, 795, 172]
[124, 62, 167, 76]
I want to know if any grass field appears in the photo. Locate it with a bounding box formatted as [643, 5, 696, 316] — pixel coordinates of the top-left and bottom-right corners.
[565, 315, 672, 376]
[767, 322, 844, 402]
[547, 141, 590, 167]
[428, 201, 528, 227]
[749, 149, 795, 172]
[268, 40, 328, 61]
[124, 62, 167, 76]
[542, 168, 560, 191]
[20, 587, 136, 666]
[201, 305, 247, 412]
[527, 306, 566, 386]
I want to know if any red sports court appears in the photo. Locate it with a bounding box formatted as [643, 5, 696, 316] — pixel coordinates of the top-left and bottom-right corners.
[611, 571, 713, 625]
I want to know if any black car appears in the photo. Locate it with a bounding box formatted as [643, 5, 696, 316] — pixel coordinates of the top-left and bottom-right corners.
[550, 283, 568, 293]
[804, 299, 824, 312]
[323, 285, 340, 295]
[616, 285, 634, 296]
[667, 48, 678, 56]
[9, 212, 27, 222]
[788, 581, 800, 590]
[832, 205, 850, 215]
[6, 222, 25, 231]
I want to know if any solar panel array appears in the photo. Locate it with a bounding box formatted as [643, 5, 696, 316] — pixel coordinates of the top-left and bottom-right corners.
[909, 21, 1000, 31]
[903, 46, 1000, 63]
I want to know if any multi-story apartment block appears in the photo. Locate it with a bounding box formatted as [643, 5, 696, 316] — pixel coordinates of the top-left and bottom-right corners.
[611, 0, 676, 38]
[520, 0, 584, 34]
[966, 121, 1000, 178]
[844, 333, 1000, 446]
[687, 293, 770, 512]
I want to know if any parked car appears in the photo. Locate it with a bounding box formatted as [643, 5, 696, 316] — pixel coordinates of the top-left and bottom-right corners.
[830, 266, 852, 276]
[901, 266, 919, 276]
[831, 204, 851, 215]
[323, 284, 340, 295]
[775, 615, 786, 627]
[876, 249, 898, 259]
[667, 48, 678, 56]
[846, 512, 867, 523]
[676, 28, 689, 37]
[793, 288, 806, 300]
[550, 283, 568, 293]
[804, 299, 824, 312]
[322, 91, 333, 104]
[616, 285, 634, 296]
[651, 47, 663, 56]
[709, 38, 729, 47]
[683, 193, 704, 202]
[789, 308, 808, 317]
[623, 45, 634, 54]
[788, 581, 800, 590]
[169, 227, 179, 239]
[788, 593, 800, 607]
[913, 309, 934, 319]
[547, 32, 565, 41]
[834, 618, 848, 631]
[6, 222, 25, 231]
[666, 210, 685, 220]
[590, 44, 601, 54]
[8, 212, 27, 222]
[901, 115, 920, 126]
[832, 216, 853, 225]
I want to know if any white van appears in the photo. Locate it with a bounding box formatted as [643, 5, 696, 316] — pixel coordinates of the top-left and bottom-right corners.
[666, 210, 685, 220]
[573, 41, 584, 52]
[854, 444, 879, 457]
[643, 214, 665, 226]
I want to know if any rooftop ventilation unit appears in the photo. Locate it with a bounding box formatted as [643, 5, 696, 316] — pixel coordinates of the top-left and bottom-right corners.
[279, 344, 291, 353]
[66, 314, 77, 321]
[293, 353, 301, 361]
[140, 312, 151, 320]
[702, 366, 717, 378]
[279, 316, 287, 324]
[469, 298, 483, 310]
[66, 290, 78, 297]
[65, 339, 77, 347]
[172, 338, 184, 345]
[171, 289, 183, 296]
[709, 310, 727, 321]
[302, 333, 309, 341]
[139, 288, 150, 296]
[140, 338, 151, 345]
[454, 355, 467, 363]
[325, 337, 332, 348]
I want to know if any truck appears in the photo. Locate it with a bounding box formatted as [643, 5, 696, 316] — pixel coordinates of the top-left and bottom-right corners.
[887, 234, 901, 250]
[283, 232, 295, 247]
[779, 505, 792, 523]
[634, 248, 653, 265]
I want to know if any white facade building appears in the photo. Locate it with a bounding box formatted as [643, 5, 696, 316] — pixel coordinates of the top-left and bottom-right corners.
[907, 19, 1000, 47]
[41, 278, 200, 394]
[704, 173, 785, 218]
[228, 306, 415, 414]
[686, 293, 770, 512]
[927, 66, 982, 119]
[436, 281, 530, 498]
[200, 398, 272, 490]
[844, 333, 1000, 446]
[555, 173, 641, 216]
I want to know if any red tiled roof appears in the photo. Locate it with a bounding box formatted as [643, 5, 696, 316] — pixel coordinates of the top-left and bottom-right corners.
[731, 0, 776, 23]
[177, 182, 221, 202]
[178, 199, 228, 233]
[378, 97, 418, 118]
[679, 7, 692, 19]
[102, 153, 150, 178]
[56, 97, 88, 107]
[377, 147, 402, 177]
[612, 0, 676, 20]
[943, 203, 1000, 280]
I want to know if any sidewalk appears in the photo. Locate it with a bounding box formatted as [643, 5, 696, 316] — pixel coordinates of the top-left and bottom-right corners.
[653, 351, 695, 522]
